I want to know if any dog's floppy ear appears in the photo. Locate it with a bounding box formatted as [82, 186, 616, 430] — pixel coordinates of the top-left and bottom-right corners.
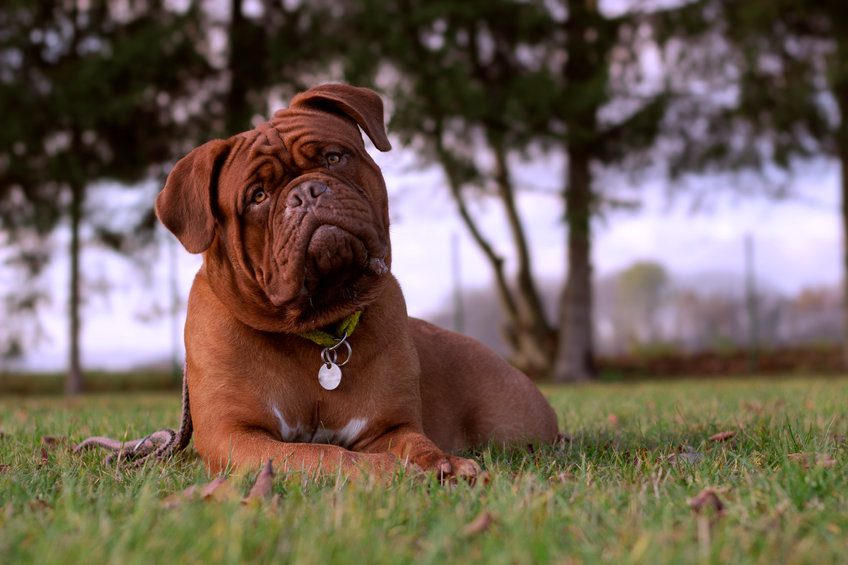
[156, 138, 232, 254]
[288, 84, 392, 152]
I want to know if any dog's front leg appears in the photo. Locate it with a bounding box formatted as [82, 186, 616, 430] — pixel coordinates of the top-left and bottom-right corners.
[361, 426, 481, 480]
[203, 428, 401, 479]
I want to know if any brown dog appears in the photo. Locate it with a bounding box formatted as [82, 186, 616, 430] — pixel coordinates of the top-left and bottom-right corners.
[154, 84, 557, 479]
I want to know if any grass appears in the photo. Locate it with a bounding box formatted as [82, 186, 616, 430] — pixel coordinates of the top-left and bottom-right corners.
[1, 376, 847, 564]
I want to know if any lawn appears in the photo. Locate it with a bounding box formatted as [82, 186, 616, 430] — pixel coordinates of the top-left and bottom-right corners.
[1, 376, 846, 564]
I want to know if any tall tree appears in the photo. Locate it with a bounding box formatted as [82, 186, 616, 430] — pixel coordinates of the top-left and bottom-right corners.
[0, 0, 215, 393]
[336, 0, 670, 380]
[656, 0, 848, 366]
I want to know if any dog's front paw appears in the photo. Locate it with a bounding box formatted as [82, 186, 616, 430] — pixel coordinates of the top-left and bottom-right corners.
[445, 455, 481, 479]
[407, 449, 480, 481]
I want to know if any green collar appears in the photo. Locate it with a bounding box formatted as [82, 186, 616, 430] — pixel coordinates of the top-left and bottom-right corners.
[297, 311, 362, 348]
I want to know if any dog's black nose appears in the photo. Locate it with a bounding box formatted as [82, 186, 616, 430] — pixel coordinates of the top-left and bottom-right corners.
[286, 181, 328, 208]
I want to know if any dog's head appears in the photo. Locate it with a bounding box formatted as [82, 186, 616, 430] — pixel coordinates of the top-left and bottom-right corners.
[156, 84, 393, 333]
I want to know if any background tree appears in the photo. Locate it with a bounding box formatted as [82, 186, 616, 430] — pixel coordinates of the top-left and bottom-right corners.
[335, 0, 672, 380]
[656, 0, 848, 365]
[613, 261, 669, 345]
[0, 0, 215, 393]
[340, 0, 558, 377]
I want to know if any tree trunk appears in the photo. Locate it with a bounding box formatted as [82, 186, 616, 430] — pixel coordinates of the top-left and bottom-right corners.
[552, 147, 594, 382]
[551, 0, 600, 382]
[66, 179, 84, 396]
[491, 142, 555, 375]
[841, 154, 848, 369]
[66, 8, 84, 396]
[227, 0, 248, 134]
[835, 33, 848, 370]
[838, 89, 848, 369]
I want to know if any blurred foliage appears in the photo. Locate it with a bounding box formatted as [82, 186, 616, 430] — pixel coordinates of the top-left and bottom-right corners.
[1, 0, 846, 381]
[330, 0, 678, 380]
[655, 0, 847, 182]
[0, 0, 218, 374]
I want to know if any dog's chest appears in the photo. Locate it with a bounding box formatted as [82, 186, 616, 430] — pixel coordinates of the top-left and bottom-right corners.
[269, 404, 369, 449]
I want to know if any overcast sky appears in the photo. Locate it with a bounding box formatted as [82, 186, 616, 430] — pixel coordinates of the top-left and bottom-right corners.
[5, 143, 841, 372]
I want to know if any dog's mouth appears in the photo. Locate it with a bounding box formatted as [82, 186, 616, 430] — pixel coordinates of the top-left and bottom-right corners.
[262, 217, 388, 310]
[303, 224, 388, 293]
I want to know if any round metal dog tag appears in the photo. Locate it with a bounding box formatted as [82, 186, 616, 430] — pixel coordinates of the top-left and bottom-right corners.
[318, 362, 342, 390]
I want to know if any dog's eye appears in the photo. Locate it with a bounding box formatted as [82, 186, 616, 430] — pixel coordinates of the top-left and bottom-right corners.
[326, 153, 342, 166]
[252, 190, 268, 204]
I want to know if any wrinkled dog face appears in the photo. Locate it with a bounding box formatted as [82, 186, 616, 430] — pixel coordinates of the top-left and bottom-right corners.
[155, 85, 394, 333]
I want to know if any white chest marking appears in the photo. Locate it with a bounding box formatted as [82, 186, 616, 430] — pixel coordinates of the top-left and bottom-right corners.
[311, 418, 369, 449]
[270, 406, 368, 449]
[271, 406, 304, 441]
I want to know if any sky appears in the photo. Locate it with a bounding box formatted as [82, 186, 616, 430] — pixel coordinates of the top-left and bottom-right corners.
[3, 142, 842, 372]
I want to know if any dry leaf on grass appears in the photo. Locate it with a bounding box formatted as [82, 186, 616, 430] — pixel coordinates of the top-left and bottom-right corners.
[462, 511, 496, 536]
[687, 488, 727, 515]
[29, 498, 53, 511]
[201, 477, 238, 501]
[788, 452, 836, 469]
[243, 460, 274, 504]
[161, 485, 199, 508]
[41, 435, 68, 447]
[708, 431, 736, 443]
[162, 477, 238, 508]
[36, 447, 49, 468]
[164, 462, 279, 509]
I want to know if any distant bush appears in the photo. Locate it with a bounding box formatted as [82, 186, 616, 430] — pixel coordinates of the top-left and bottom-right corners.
[598, 344, 845, 379]
[0, 370, 179, 395]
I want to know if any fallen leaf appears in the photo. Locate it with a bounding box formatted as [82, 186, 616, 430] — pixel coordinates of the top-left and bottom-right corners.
[708, 431, 735, 443]
[201, 477, 238, 501]
[788, 452, 836, 469]
[41, 435, 68, 447]
[161, 485, 199, 509]
[243, 460, 275, 504]
[462, 511, 496, 536]
[37, 447, 49, 468]
[29, 498, 53, 511]
[162, 477, 238, 508]
[687, 488, 726, 515]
